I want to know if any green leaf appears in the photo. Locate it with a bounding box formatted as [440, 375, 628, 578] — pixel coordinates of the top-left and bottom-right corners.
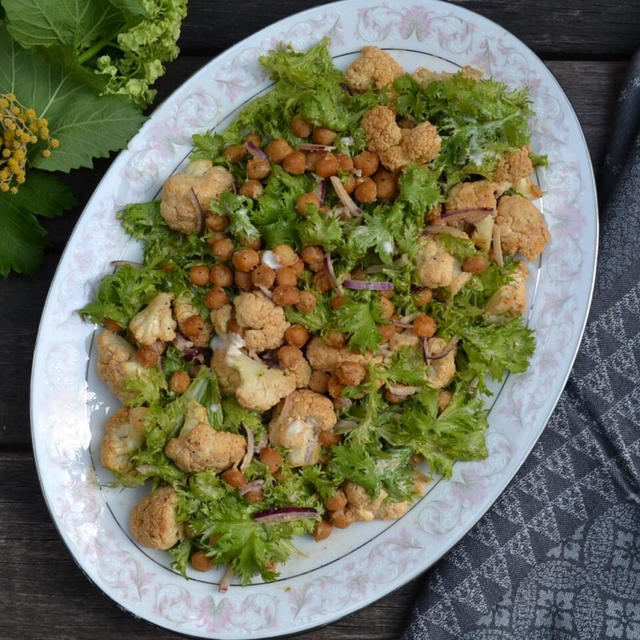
[0, 172, 75, 276]
[331, 292, 384, 353]
[3, 0, 125, 52]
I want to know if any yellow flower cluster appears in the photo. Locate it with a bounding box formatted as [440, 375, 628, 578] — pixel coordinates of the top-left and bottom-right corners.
[1, 93, 59, 194]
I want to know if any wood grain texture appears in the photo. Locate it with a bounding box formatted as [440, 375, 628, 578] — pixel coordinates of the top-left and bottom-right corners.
[0, 454, 419, 640]
[176, 0, 640, 58]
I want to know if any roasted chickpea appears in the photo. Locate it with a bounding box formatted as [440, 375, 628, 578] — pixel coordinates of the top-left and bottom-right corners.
[244, 489, 264, 504]
[327, 374, 344, 398]
[292, 258, 305, 277]
[235, 270, 253, 291]
[272, 285, 300, 306]
[223, 144, 246, 163]
[244, 132, 261, 146]
[336, 153, 354, 172]
[335, 361, 366, 386]
[222, 468, 246, 489]
[324, 489, 347, 512]
[301, 245, 324, 264]
[190, 550, 214, 572]
[353, 150, 379, 177]
[296, 192, 321, 216]
[342, 175, 356, 194]
[282, 150, 307, 175]
[330, 508, 355, 529]
[314, 153, 338, 178]
[137, 345, 160, 367]
[350, 268, 367, 280]
[373, 169, 398, 201]
[292, 115, 313, 138]
[209, 263, 233, 287]
[273, 244, 298, 266]
[330, 295, 344, 310]
[211, 237, 234, 261]
[380, 296, 395, 320]
[275, 266, 298, 287]
[354, 177, 377, 203]
[296, 290, 317, 313]
[183, 523, 196, 539]
[240, 235, 262, 251]
[319, 429, 341, 447]
[247, 157, 271, 180]
[285, 324, 310, 347]
[232, 248, 260, 272]
[438, 390, 453, 413]
[189, 264, 210, 286]
[385, 388, 408, 404]
[251, 264, 276, 288]
[265, 138, 293, 164]
[182, 314, 206, 342]
[205, 213, 228, 232]
[379, 323, 397, 342]
[305, 151, 323, 172]
[278, 345, 303, 368]
[309, 370, 329, 393]
[313, 520, 333, 542]
[414, 287, 433, 306]
[413, 313, 437, 338]
[169, 370, 191, 394]
[462, 254, 488, 273]
[103, 317, 122, 334]
[312, 271, 332, 293]
[326, 330, 346, 348]
[308, 260, 324, 273]
[312, 126, 337, 145]
[204, 287, 229, 310]
[228, 318, 243, 335]
[239, 179, 264, 199]
[259, 446, 283, 474]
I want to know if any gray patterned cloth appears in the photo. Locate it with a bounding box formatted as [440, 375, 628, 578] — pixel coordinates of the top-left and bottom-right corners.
[404, 51, 640, 640]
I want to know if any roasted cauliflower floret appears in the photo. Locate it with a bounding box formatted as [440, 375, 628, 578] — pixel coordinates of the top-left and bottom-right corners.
[445, 180, 497, 214]
[100, 406, 148, 474]
[96, 329, 147, 401]
[495, 195, 550, 261]
[305, 337, 368, 372]
[400, 121, 442, 164]
[210, 304, 232, 335]
[234, 291, 289, 352]
[165, 422, 246, 473]
[128, 293, 176, 346]
[345, 46, 404, 92]
[174, 295, 212, 348]
[130, 485, 182, 550]
[485, 262, 529, 321]
[211, 334, 296, 411]
[268, 390, 337, 467]
[361, 105, 402, 153]
[160, 160, 234, 234]
[415, 236, 456, 289]
[493, 146, 534, 184]
[425, 337, 456, 389]
[343, 482, 408, 521]
[413, 65, 481, 88]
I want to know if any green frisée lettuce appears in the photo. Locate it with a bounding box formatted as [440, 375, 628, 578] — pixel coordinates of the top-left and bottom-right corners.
[81, 38, 548, 589]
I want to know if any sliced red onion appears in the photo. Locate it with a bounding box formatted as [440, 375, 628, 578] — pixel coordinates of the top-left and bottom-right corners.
[343, 279, 394, 291]
[329, 175, 362, 217]
[386, 383, 422, 397]
[492, 225, 504, 267]
[304, 439, 317, 464]
[254, 433, 268, 454]
[441, 207, 494, 223]
[392, 319, 413, 329]
[110, 260, 143, 269]
[253, 507, 320, 525]
[240, 427, 255, 470]
[189, 187, 205, 234]
[323, 253, 341, 293]
[340, 82, 354, 96]
[184, 347, 205, 363]
[297, 143, 335, 152]
[256, 284, 273, 299]
[238, 479, 264, 495]
[172, 332, 194, 352]
[219, 565, 233, 593]
[422, 335, 459, 364]
[423, 225, 469, 239]
[246, 141, 267, 160]
[334, 420, 359, 433]
[313, 178, 326, 204]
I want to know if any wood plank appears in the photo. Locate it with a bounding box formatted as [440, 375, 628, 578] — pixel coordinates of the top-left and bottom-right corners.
[0, 452, 421, 639]
[0, 58, 622, 446]
[176, 0, 640, 59]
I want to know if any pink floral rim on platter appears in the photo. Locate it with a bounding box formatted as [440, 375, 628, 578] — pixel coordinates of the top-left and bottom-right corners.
[30, 1, 597, 637]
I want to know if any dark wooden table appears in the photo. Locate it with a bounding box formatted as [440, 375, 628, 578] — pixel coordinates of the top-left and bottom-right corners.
[1, 1, 637, 638]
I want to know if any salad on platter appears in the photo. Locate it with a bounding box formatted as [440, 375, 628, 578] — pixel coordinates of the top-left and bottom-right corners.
[80, 39, 550, 590]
